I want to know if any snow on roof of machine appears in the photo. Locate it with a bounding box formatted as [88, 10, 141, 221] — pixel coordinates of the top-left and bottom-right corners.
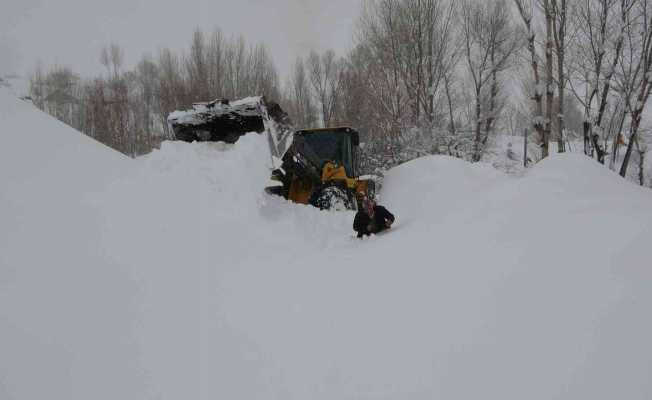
[167, 96, 263, 126]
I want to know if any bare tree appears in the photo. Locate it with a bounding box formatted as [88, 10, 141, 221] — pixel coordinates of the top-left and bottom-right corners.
[619, 0, 652, 177]
[391, 0, 457, 126]
[543, 0, 555, 158]
[100, 43, 123, 80]
[186, 29, 210, 100]
[224, 35, 246, 98]
[357, 0, 408, 140]
[32, 66, 80, 127]
[514, 0, 547, 157]
[28, 62, 46, 110]
[354, 0, 463, 162]
[246, 44, 280, 99]
[286, 57, 316, 128]
[157, 47, 186, 137]
[110, 44, 123, 79]
[134, 55, 159, 151]
[207, 29, 225, 97]
[461, 0, 520, 161]
[307, 49, 344, 127]
[551, 0, 570, 152]
[567, 0, 633, 162]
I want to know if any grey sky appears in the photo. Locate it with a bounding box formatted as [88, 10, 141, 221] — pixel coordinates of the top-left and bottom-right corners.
[0, 0, 361, 79]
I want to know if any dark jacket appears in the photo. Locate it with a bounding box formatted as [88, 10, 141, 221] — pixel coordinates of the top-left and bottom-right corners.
[353, 205, 395, 238]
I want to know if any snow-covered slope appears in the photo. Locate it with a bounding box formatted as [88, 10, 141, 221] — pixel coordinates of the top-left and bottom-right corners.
[0, 88, 138, 400]
[2, 86, 652, 400]
[0, 75, 29, 98]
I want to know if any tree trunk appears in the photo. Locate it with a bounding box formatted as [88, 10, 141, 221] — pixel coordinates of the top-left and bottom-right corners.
[514, 1, 545, 160]
[592, 133, 606, 164]
[524, 128, 529, 168]
[486, 48, 497, 138]
[531, 51, 545, 157]
[583, 120, 591, 155]
[638, 146, 645, 186]
[620, 110, 642, 177]
[557, 82, 566, 153]
[594, 1, 626, 160]
[444, 73, 456, 135]
[610, 112, 626, 170]
[554, 0, 566, 153]
[544, 0, 553, 158]
[474, 94, 482, 162]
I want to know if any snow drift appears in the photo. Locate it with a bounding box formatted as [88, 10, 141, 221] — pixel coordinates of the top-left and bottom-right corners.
[1, 86, 652, 400]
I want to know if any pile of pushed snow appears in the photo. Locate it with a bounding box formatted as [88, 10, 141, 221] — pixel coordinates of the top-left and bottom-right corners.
[2, 83, 652, 400]
[0, 88, 141, 400]
[97, 140, 652, 400]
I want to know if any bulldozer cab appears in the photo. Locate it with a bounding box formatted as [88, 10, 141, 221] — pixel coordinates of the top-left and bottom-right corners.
[276, 126, 373, 210]
[295, 127, 359, 177]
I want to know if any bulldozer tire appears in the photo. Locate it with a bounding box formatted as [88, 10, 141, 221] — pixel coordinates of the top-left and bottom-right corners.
[311, 185, 354, 211]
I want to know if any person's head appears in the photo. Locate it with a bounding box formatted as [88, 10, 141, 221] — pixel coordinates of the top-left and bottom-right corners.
[363, 197, 376, 215]
[355, 192, 365, 209]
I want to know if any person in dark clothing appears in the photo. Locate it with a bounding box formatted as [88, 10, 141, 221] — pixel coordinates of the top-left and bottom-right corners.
[353, 197, 395, 238]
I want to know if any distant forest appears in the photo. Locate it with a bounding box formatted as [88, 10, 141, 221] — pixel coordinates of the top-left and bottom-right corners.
[29, 0, 651, 184]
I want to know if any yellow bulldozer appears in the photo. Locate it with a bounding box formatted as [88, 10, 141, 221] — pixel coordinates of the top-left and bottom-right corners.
[167, 97, 375, 210]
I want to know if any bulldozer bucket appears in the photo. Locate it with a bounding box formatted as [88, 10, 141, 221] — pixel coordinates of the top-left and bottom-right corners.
[168, 97, 293, 156]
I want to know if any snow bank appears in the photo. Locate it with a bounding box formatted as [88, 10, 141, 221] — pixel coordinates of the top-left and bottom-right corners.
[0, 88, 141, 400]
[2, 85, 652, 400]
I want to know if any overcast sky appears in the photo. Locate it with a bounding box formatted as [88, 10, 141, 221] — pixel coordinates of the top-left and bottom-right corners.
[1, 0, 362, 79]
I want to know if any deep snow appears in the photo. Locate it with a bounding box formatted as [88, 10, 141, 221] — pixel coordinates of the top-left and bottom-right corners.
[1, 86, 652, 400]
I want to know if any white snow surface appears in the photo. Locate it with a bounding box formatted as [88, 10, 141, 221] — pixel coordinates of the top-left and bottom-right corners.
[1, 86, 652, 400]
[0, 75, 29, 98]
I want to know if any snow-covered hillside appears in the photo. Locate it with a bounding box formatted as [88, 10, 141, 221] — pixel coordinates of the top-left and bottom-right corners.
[1, 86, 652, 400]
[0, 75, 29, 98]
